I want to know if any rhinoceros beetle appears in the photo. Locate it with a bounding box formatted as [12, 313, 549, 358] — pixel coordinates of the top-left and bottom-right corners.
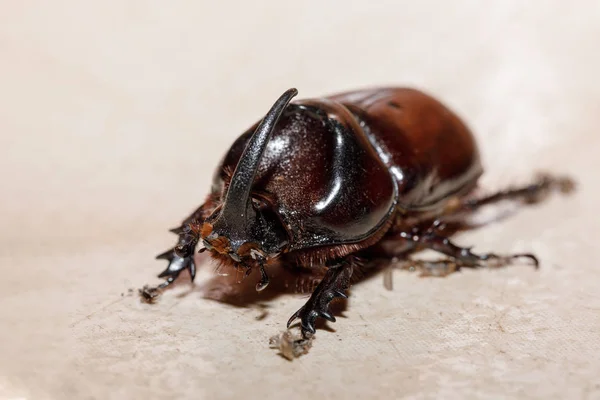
[143, 87, 574, 338]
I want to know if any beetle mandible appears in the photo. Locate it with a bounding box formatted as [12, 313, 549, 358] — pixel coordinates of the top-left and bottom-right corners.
[142, 87, 574, 338]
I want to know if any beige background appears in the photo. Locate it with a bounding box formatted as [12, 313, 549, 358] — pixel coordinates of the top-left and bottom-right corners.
[1, 1, 599, 399]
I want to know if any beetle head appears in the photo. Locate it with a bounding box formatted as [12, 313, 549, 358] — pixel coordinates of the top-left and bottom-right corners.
[200, 88, 297, 267]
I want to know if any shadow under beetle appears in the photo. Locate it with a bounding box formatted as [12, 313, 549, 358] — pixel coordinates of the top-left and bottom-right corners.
[143, 87, 574, 338]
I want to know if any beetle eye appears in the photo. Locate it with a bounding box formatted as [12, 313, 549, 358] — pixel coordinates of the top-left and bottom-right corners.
[229, 253, 241, 262]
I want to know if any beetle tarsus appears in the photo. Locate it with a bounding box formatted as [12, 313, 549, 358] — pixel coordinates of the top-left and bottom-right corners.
[139, 276, 176, 303]
[162, 224, 199, 271]
[146, 224, 200, 302]
[419, 232, 540, 269]
[400, 252, 538, 277]
[398, 258, 459, 277]
[156, 249, 197, 282]
[287, 260, 353, 338]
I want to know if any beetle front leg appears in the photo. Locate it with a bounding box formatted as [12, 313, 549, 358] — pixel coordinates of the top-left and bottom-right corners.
[141, 224, 200, 301]
[287, 258, 353, 338]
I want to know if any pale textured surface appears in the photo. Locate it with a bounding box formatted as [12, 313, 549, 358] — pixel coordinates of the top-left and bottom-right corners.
[1, 1, 599, 399]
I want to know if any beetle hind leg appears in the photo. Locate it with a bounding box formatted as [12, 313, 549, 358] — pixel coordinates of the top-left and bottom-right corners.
[392, 173, 575, 276]
[383, 227, 538, 278]
[416, 232, 538, 272]
[447, 173, 575, 219]
[397, 247, 537, 280]
[396, 258, 459, 277]
[287, 259, 353, 338]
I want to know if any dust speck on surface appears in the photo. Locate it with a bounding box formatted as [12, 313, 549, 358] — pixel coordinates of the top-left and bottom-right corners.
[269, 330, 313, 360]
[138, 285, 162, 304]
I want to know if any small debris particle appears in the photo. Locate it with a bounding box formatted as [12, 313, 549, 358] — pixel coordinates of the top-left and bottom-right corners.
[269, 330, 313, 360]
[139, 285, 162, 303]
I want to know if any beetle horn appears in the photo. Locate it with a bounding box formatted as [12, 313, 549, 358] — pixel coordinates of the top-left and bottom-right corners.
[218, 88, 298, 226]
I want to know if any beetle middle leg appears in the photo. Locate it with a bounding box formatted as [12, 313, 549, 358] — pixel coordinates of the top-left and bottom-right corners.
[287, 258, 353, 338]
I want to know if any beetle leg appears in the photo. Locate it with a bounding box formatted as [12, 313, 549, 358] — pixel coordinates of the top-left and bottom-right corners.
[287, 259, 353, 338]
[447, 173, 575, 216]
[142, 224, 200, 301]
[156, 247, 198, 281]
[139, 276, 179, 302]
[397, 258, 459, 277]
[141, 249, 199, 302]
[418, 232, 539, 269]
[386, 174, 575, 274]
[256, 262, 270, 292]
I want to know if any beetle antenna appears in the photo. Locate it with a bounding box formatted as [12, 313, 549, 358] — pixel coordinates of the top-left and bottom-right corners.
[217, 88, 298, 226]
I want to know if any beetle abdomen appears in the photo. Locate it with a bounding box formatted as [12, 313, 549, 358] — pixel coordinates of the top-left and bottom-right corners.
[330, 88, 483, 210]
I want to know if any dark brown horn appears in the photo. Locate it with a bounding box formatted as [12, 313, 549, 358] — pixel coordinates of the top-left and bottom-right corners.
[217, 88, 298, 227]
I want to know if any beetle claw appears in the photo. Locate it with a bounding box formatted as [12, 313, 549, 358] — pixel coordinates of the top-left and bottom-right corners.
[286, 261, 352, 338]
[303, 320, 317, 336]
[287, 303, 333, 338]
[511, 253, 539, 268]
[288, 308, 317, 336]
[156, 249, 175, 260]
[319, 310, 336, 322]
[169, 226, 185, 234]
[286, 310, 301, 328]
[157, 268, 171, 278]
[256, 280, 269, 292]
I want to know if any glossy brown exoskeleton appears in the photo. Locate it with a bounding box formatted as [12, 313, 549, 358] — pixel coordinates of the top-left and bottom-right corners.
[143, 87, 574, 338]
